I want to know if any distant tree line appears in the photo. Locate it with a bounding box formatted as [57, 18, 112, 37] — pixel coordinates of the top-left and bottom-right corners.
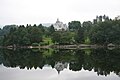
[0, 15, 120, 46]
[0, 24, 45, 46]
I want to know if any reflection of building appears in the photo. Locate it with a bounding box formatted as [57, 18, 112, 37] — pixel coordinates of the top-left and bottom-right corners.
[53, 19, 67, 31]
[54, 62, 68, 74]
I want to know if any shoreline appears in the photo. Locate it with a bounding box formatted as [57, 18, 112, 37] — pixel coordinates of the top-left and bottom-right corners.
[0, 44, 118, 49]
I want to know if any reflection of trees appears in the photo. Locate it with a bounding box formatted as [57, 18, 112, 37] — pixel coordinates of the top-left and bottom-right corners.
[90, 49, 120, 76]
[0, 49, 45, 69]
[46, 49, 75, 68]
[0, 48, 120, 76]
[69, 50, 84, 71]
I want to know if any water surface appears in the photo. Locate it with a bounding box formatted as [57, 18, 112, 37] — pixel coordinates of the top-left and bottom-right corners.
[0, 48, 120, 80]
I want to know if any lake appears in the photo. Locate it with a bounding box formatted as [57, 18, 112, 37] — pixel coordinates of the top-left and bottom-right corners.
[0, 48, 120, 80]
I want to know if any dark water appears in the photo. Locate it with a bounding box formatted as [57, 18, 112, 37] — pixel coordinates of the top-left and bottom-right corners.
[0, 48, 120, 80]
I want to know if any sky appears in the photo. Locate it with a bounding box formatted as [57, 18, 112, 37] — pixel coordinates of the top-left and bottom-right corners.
[0, 0, 120, 27]
[0, 65, 119, 80]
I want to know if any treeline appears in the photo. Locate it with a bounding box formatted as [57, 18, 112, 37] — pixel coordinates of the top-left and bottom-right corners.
[0, 24, 44, 46]
[0, 15, 120, 46]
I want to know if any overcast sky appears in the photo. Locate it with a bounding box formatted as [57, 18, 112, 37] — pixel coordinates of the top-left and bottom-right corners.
[0, 0, 120, 26]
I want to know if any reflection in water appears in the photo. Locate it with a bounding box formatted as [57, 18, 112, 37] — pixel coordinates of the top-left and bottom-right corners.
[54, 62, 68, 74]
[0, 48, 120, 77]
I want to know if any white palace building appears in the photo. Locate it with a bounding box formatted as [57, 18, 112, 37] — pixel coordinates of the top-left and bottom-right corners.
[53, 19, 68, 31]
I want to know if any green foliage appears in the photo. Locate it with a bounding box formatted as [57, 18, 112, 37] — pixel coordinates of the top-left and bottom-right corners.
[75, 27, 84, 43]
[0, 37, 3, 45]
[42, 37, 53, 45]
[89, 20, 120, 45]
[32, 43, 39, 46]
[29, 27, 42, 43]
[83, 21, 92, 39]
[2, 24, 44, 46]
[49, 25, 55, 34]
[0, 25, 17, 36]
[84, 37, 91, 44]
[51, 31, 61, 44]
[68, 21, 81, 31]
[68, 21, 84, 44]
[38, 24, 45, 33]
[1, 15, 120, 46]
[51, 31, 75, 44]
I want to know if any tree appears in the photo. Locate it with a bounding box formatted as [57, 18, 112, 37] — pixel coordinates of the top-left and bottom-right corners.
[29, 27, 43, 43]
[51, 31, 74, 44]
[38, 24, 45, 33]
[89, 20, 120, 45]
[51, 32, 61, 44]
[0, 25, 17, 37]
[2, 24, 43, 46]
[68, 21, 81, 31]
[75, 27, 84, 43]
[59, 31, 74, 44]
[48, 25, 55, 35]
[82, 21, 92, 43]
[17, 26, 30, 46]
[83, 21, 92, 31]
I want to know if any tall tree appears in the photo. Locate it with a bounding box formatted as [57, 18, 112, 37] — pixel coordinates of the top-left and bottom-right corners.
[49, 25, 55, 35]
[29, 27, 43, 43]
[38, 24, 45, 33]
[68, 21, 81, 31]
[75, 27, 84, 43]
[89, 20, 120, 45]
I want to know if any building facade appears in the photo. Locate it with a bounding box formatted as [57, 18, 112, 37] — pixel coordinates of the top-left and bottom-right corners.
[53, 19, 67, 31]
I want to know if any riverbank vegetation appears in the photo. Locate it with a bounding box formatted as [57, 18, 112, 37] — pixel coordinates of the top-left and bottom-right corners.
[0, 15, 120, 47]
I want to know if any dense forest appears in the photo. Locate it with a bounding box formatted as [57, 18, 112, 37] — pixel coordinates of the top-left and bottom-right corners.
[0, 15, 120, 46]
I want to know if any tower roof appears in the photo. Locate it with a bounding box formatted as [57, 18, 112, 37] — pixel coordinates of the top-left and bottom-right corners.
[56, 18, 60, 23]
